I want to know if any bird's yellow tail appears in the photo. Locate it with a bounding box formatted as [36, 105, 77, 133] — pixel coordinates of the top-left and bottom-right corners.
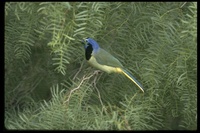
[116, 68, 144, 92]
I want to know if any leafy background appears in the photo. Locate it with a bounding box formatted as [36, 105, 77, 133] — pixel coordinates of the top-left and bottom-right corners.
[5, 2, 197, 130]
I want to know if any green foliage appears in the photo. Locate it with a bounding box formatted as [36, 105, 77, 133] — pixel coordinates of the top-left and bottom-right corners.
[5, 2, 196, 130]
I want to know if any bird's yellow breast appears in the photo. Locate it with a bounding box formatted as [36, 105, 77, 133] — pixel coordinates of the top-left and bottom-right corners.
[88, 56, 120, 74]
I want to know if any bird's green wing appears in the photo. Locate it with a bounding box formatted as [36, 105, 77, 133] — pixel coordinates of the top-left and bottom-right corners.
[93, 48, 123, 68]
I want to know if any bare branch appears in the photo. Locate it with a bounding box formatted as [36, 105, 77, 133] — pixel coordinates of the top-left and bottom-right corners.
[65, 70, 101, 104]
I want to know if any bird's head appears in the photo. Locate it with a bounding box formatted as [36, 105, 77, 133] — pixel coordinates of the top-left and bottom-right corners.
[84, 38, 100, 52]
[82, 38, 100, 60]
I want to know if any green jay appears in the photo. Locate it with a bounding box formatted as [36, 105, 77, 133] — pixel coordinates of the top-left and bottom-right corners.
[82, 38, 144, 93]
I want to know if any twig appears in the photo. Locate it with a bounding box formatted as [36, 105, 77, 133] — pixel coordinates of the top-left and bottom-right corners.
[65, 70, 100, 104]
[73, 61, 84, 80]
[92, 72, 107, 112]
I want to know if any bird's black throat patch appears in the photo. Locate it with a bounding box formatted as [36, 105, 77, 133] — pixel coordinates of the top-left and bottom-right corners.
[85, 43, 93, 60]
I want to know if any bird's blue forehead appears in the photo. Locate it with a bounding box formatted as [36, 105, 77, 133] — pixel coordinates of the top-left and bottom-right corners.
[85, 38, 100, 52]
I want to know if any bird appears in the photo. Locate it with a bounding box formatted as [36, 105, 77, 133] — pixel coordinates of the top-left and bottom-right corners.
[82, 37, 144, 93]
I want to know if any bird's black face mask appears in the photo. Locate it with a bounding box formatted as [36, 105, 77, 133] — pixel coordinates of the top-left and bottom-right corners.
[85, 43, 93, 60]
